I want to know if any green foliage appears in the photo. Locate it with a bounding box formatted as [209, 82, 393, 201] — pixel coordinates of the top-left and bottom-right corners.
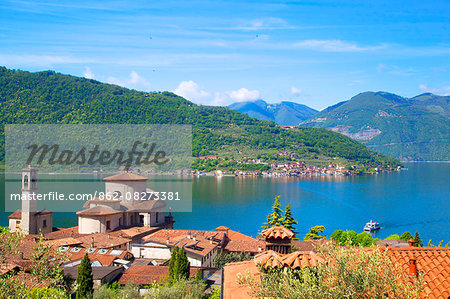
[213, 251, 252, 269]
[168, 247, 190, 285]
[385, 234, 401, 240]
[209, 287, 220, 299]
[93, 284, 140, 299]
[146, 279, 207, 299]
[304, 225, 326, 240]
[399, 231, 413, 241]
[194, 269, 203, 281]
[76, 254, 93, 299]
[282, 203, 298, 239]
[330, 230, 375, 246]
[414, 231, 423, 247]
[302, 91, 450, 161]
[261, 196, 284, 231]
[0, 272, 27, 299]
[0, 67, 401, 169]
[27, 287, 66, 299]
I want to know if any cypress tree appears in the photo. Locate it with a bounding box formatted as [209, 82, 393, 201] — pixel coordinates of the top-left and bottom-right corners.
[76, 253, 93, 299]
[169, 246, 190, 284]
[168, 246, 179, 285]
[177, 246, 190, 280]
[282, 203, 298, 239]
[414, 231, 423, 247]
[261, 196, 284, 232]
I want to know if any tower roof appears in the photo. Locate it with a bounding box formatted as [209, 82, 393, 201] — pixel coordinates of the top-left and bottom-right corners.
[103, 172, 148, 182]
[261, 226, 294, 240]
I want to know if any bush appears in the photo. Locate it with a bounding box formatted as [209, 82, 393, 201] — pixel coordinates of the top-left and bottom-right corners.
[145, 279, 206, 299]
[27, 287, 66, 299]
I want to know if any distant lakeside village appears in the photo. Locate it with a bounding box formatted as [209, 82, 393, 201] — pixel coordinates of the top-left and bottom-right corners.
[1, 166, 448, 298]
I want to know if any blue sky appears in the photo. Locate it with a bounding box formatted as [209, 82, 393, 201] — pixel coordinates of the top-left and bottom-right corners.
[0, 0, 449, 110]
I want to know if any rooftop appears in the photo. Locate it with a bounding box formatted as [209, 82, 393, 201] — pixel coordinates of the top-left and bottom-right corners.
[260, 226, 294, 240]
[118, 265, 197, 285]
[103, 172, 148, 182]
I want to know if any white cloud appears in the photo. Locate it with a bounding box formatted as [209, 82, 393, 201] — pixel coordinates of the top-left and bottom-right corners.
[173, 81, 260, 106]
[292, 40, 385, 52]
[107, 71, 151, 90]
[227, 88, 260, 102]
[174, 81, 211, 104]
[83, 67, 95, 79]
[291, 87, 302, 95]
[419, 84, 450, 96]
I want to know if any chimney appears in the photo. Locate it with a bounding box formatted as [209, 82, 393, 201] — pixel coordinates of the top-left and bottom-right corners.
[108, 234, 111, 239]
[408, 239, 415, 247]
[210, 239, 213, 244]
[91, 236, 95, 248]
[193, 234, 197, 241]
[70, 231, 73, 237]
[187, 232, 191, 239]
[19, 252, 24, 260]
[408, 256, 418, 276]
[166, 237, 170, 245]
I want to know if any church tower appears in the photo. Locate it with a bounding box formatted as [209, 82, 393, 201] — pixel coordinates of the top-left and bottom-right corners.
[20, 165, 38, 234]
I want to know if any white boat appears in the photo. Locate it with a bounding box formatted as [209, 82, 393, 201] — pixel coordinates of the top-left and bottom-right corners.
[364, 220, 380, 232]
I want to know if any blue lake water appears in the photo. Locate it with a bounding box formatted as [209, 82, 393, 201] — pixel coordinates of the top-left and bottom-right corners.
[1, 162, 449, 243]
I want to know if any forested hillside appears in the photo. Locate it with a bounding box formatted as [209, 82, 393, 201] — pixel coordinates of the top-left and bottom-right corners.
[0, 67, 400, 169]
[302, 91, 450, 161]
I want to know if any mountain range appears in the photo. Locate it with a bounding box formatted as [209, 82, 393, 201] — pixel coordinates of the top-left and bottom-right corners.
[301, 92, 450, 161]
[0, 67, 399, 170]
[228, 99, 317, 126]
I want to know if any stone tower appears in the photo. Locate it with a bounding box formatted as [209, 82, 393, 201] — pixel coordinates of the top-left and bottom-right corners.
[20, 165, 38, 234]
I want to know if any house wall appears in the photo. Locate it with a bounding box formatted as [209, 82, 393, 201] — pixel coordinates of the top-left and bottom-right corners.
[8, 219, 21, 232]
[79, 214, 122, 234]
[131, 241, 171, 259]
[36, 213, 53, 234]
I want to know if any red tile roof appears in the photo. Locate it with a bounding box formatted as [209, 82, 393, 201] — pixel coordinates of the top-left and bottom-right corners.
[0, 262, 20, 276]
[224, 239, 265, 253]
[103, 172, 148, 181]
[388, 246, 450, 299]
[75, 233, 131, 249]
[8, 209, 21, 219]
[44, 227, 82, 240]
[118, 265, 197, 285]
[260, 226, 294, 240]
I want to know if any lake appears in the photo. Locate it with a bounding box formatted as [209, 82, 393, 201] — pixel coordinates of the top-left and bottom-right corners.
[1, 162, 449, 243]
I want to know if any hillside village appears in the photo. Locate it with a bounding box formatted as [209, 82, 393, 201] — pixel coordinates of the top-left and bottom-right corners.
[1, 167, 449, 298]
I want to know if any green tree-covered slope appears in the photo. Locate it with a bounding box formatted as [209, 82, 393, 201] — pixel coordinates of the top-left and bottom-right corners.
[302, 91, 450, 161]
[0, 67, 400, 169]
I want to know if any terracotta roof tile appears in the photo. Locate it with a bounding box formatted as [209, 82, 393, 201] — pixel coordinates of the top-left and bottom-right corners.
[0, 262, 20, 276]
[42, 237, 83, 248]
[8, 209, 21, 219]
[75, 233, 131, 249]
[224, 239, 265, 253]
[387, 246, 450, 299]
[103, 172, 148, 181]
[44, 227, 82, 240]
[76, 205, 123, 216]
[260, 226, 294, 240]
[118, 265, 197, 285]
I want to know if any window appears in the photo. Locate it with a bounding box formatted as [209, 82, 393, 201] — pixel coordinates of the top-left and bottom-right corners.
[156, 212, 159, 223]
[106, 220, 111, 230]
[43, 220, 47, 228]
[23, 175, 28, 188]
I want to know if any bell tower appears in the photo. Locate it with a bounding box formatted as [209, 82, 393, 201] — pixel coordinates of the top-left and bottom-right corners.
[21, 165, 38, 234]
